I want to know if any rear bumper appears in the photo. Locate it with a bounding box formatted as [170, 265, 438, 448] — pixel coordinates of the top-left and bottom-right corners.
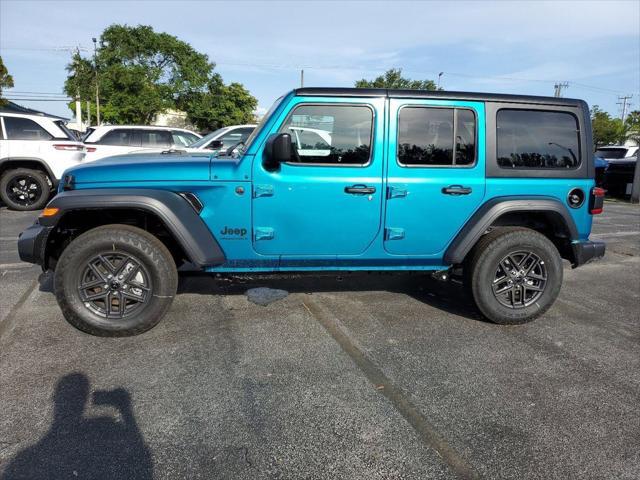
[18, 222, 52, 267]
[571, 240, 606, 268]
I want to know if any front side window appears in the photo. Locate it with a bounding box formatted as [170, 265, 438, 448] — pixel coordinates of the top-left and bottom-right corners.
[397, 107, 476, 166]
[3, 117, 53, 141]
[279, 104, 373, 165]
[497, 110, 580, 169]
[140, 130, 172, 148]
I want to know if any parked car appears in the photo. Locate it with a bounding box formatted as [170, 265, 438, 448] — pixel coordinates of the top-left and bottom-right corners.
[596, 145, 638, 196]
[19, 88, 605, 336]
[185, 125, 255, 152]
[594, 155, 607, 187]
[0, 112, 85, 210]
[595, 145, 639, 160]
[83, 126, 201, 161]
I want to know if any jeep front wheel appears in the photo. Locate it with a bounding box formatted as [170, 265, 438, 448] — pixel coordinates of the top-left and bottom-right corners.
[467, 227, 563, 325]
[0, 168, 51, 211]
[54, 224, 178, 336]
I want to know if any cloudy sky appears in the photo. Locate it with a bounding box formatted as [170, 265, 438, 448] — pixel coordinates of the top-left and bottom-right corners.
[1, 0, 638, 119]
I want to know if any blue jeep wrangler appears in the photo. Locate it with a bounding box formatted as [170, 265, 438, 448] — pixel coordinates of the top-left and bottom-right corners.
[18, 88, 606, 336]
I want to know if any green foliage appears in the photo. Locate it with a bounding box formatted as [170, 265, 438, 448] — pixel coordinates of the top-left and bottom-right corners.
[355, 68, 439, 90]
[0, 56, 15, 105]
[64, 24, 256, 129]
[591, 105, 623, 147]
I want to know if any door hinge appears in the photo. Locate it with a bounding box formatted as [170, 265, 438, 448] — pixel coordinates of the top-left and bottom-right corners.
[253, 184, 274, 198]
[385, 227, 405, 240]
[387, 186, 408, 199]
[254, 227, 275, 241]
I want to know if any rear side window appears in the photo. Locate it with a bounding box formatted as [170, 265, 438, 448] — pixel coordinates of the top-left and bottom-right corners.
[397, 107, 476, 166]
[497, 110, 580, 169]
[139, 130, 172, 148]
[99, 129, 135, 146]
[3, 117, 53, 141]
[279, 104, 373, 165]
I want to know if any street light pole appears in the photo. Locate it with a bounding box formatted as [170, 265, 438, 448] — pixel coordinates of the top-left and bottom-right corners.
[437, 72, 443, 90]
[92, 37, 100, 125]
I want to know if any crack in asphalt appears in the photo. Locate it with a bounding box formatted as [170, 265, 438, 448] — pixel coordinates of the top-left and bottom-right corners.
[302, 298, 481, 480]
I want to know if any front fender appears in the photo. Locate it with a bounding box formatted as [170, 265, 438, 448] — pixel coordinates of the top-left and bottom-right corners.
[41, 189, 225, 267]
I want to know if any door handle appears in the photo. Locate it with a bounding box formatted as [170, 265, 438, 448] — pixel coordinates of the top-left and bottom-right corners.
[442, 185, 472, 195]
[345, 184, 376, 195]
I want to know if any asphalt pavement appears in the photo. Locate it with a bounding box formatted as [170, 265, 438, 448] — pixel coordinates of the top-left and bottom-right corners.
[0, 201, 639, 479]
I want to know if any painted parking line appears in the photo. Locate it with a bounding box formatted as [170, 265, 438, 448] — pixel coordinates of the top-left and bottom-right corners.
[302, 298, 480, 480]
[0, 279, 38, 340]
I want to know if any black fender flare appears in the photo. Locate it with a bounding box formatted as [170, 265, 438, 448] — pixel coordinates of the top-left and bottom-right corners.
[0, 157, 58, 185]
[444, 196, 579, 265]
[42, 189, 225, 267]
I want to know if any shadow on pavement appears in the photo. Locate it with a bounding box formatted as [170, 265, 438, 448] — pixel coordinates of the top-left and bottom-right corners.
[178, 271, 486, 322]
[1, 373, 153, 480]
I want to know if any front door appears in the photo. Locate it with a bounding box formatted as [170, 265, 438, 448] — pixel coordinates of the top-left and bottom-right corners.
[384, 99, 486, 256]
[251, 98, 385, 256]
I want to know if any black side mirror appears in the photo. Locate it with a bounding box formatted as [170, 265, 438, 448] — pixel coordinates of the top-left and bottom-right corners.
[207, 140, 223, 150]
[263, 133, 292, 171]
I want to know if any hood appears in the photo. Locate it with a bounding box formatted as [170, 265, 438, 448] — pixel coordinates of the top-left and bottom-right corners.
[67, 152, 212, 184]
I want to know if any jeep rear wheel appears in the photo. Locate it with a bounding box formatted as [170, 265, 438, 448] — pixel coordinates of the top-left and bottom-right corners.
[54, 224, 178, 336]
[467, 227, 563, 325]
[0, 168, 51, 211]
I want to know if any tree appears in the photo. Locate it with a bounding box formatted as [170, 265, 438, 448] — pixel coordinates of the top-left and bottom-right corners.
[65, 24, 256, 128]
[178, 74, 257, 131]
[355, 68, 439, 90]
[591, 105, 621, 148]
[624, 110, 640, 144]
[0, 56, 15, 105]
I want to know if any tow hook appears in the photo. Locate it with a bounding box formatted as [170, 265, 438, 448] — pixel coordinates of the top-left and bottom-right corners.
[431, 269, 451, 282]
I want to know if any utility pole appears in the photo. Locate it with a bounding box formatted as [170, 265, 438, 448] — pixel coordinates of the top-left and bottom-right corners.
[75, 88, 82, 131]
[554, 82, 569, 98]
[92, 37, 100, 125]
[617, 95, 632, 123]
[300, 69, 304, 88]
[86, 100, 91, 127]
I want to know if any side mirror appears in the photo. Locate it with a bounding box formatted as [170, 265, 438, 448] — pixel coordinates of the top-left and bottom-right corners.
[207, 140, 223, 150]
[263, 133, 292, 170]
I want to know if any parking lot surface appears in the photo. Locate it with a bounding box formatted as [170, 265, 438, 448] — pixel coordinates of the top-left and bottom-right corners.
[1, 202, 639, 479]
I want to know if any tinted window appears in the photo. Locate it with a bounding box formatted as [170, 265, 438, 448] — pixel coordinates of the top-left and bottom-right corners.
[497, 110, 580, 169]
[99, 129, 134, 146]
[398, 107, 476, 166]
[594, 148, 627, 159]
[4, 117, 53, 141]
[139, 130, 172, 148]
[279, 105, 373, 165]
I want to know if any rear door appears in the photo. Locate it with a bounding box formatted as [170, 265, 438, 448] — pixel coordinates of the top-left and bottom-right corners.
[384, 99, 486, 255]
[251, 97, 385, 256]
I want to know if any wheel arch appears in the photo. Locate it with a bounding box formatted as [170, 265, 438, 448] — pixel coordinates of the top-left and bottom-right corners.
[0, 157, 56, 182]
[444, 196, 579, 265]
[41, 189, 225, 270]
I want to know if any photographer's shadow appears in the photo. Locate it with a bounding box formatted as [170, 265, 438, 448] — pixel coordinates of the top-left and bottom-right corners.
[2, 373, 153, 480]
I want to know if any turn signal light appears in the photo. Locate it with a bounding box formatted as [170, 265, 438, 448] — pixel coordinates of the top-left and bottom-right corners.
[41, 207, 59, 217]
[590, 187, 605, 215]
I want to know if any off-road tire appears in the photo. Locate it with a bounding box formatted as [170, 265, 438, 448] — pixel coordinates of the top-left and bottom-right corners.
[466, 227, 563, 325]
[0, 168, 51, 211]
[54, 224, 178, 336]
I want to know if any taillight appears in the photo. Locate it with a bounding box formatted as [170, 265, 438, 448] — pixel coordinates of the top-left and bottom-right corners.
[85, 147, 97, 152]
[53, 144, 84, 151]
[590, 187, 605, 215]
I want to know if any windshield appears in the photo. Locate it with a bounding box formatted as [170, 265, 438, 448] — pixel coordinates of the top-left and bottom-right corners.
[189, 127, 228, 148]
[243, 96, 285, 151]
[595, 148, 627, 159]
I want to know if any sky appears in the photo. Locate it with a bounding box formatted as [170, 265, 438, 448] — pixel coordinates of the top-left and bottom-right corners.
[1, 0, 639, 121]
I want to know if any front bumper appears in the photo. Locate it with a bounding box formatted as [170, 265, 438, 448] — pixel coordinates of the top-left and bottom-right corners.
[18, 222, 52, 267]
[571, 240, 606, 268]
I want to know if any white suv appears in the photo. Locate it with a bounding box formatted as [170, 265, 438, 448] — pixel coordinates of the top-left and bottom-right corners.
[0, 113, 85, 210]
[83, 126, 201, 162]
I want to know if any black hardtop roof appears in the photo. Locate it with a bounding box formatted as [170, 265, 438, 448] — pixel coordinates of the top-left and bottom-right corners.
[294, 87, 586, 108]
